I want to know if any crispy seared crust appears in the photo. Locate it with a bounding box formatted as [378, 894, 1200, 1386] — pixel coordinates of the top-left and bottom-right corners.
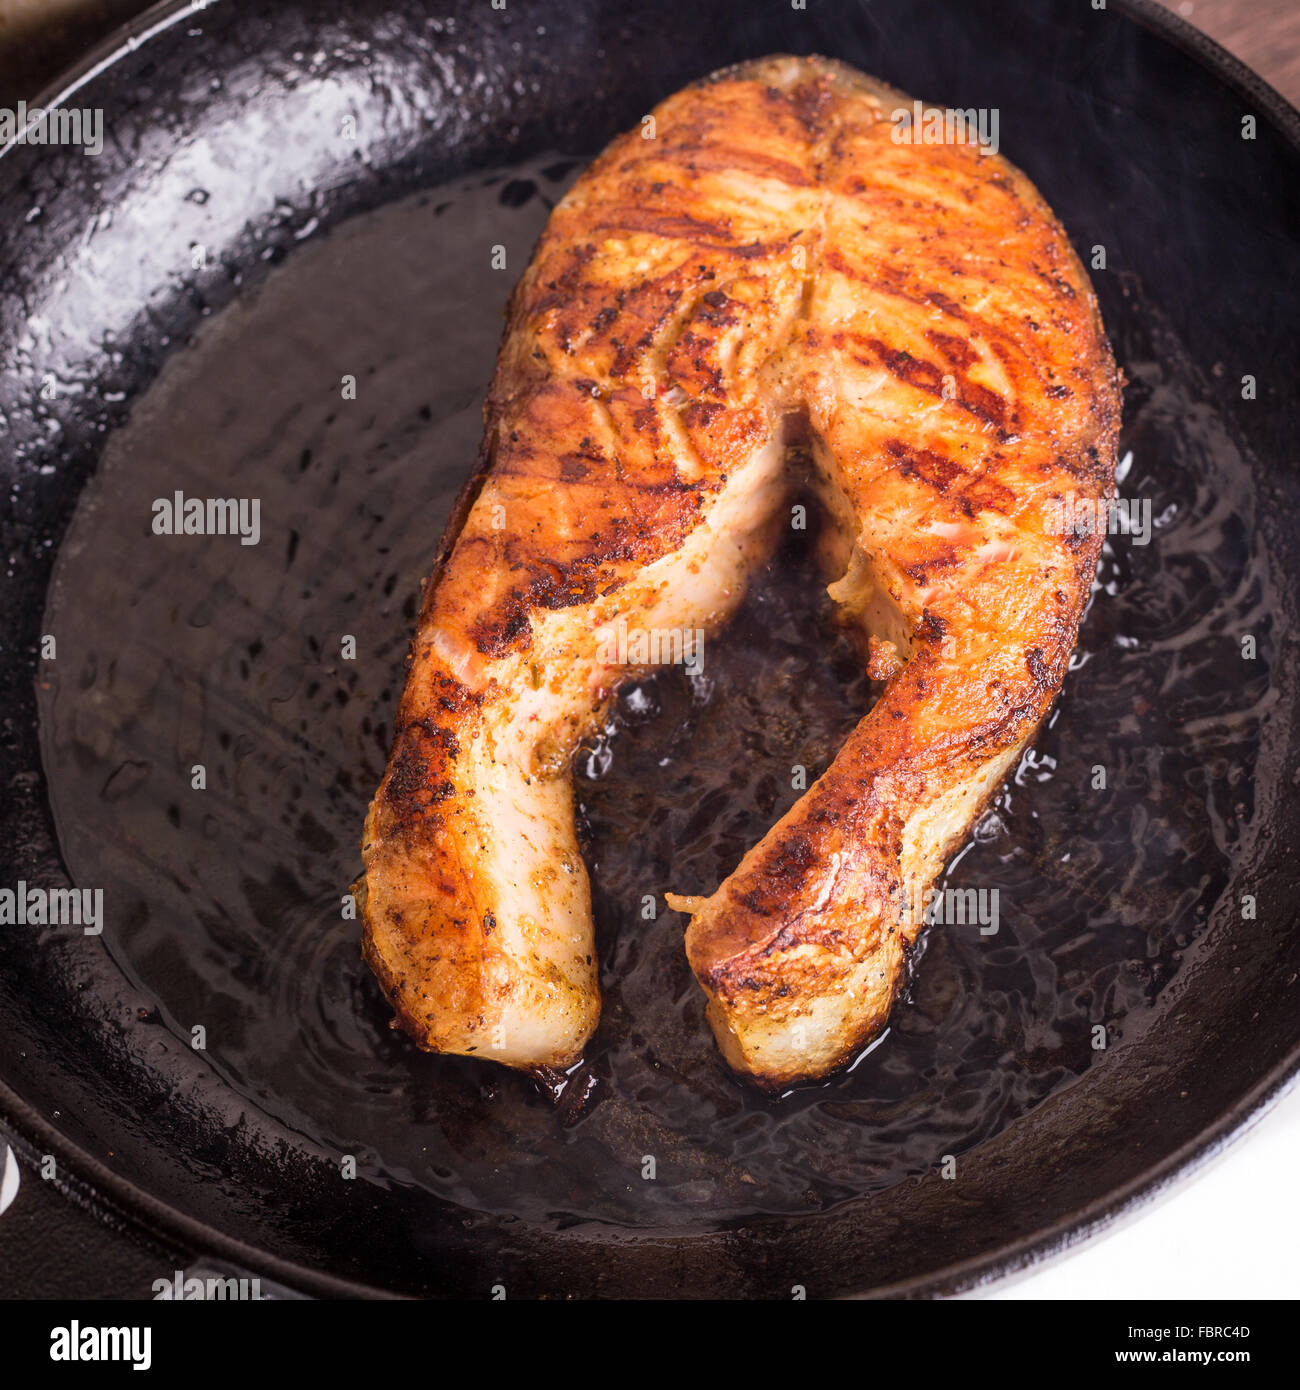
[360, 55, 1120, 1083]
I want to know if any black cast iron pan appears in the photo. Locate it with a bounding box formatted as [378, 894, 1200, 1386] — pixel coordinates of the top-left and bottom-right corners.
[0, 0, 1298, 1299]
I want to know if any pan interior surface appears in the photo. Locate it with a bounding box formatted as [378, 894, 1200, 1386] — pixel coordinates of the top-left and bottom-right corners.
[1, 0, 1298, 1298]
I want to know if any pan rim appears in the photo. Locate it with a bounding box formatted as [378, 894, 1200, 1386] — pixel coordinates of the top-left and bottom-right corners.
[2, 0, 1298, 1300]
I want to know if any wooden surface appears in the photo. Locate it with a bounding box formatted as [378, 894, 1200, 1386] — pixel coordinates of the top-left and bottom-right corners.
[0, 0, 1297, 108]
[0, 0, 142, 106]
[1162, 0, 1300, 105]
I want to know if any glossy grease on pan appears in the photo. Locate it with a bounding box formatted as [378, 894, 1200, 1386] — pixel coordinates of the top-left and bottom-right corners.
[38, 156, 1273, 1227]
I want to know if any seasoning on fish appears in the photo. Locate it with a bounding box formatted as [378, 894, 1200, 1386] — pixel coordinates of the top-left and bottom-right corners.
[359, 55, 1121, 1086]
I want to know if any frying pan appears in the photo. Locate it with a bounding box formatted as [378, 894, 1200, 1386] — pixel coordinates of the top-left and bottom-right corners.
[1, 0, 1298, 1300]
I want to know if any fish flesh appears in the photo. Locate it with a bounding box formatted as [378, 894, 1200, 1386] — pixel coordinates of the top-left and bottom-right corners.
[359, 54, 1121, 1087]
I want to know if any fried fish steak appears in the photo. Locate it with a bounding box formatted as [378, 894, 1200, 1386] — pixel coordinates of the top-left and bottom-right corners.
[359, 54, 1120, 1083]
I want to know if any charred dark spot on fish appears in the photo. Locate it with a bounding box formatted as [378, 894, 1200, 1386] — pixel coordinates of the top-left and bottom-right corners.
[684, 400, 724, 429]
[917, 611, 949, 647]
[925, 289, 967, 319]
[906, 543, 959, 584]
[735, 832, 818, 917]
[471, 603, 533, 657]
[962, 474, 1017, 515]
[394, 716, 461, 762]
[787, 75, 835, 135]
[527, 560, 601, 610]
[697, 290, 738, 327]
[428, 672, 480, 716]
[382, 722, 460, 820]
[559, 454, 592, 481]
[602, 209, 733, 245]
[925, 329, 978, 369]
[863, 335, 1011, 429]
[864, 338, 946, 394]
[885, 438, 963, 493]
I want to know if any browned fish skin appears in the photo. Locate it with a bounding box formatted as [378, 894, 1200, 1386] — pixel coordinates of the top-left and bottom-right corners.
[360, 55, 1121, 1084]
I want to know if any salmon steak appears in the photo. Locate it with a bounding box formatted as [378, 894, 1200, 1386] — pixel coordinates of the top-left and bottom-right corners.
[359, 54, 1121, 1088]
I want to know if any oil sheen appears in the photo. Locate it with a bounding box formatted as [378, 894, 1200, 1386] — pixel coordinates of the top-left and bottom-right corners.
[38, 156, 1274, 1227]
